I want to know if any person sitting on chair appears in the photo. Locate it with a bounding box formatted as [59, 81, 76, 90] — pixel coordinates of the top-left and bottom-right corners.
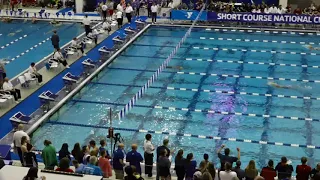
[102, 20, 111, 34]
[28, 62, 43, 84]
[71, 37, 86, 56]
[2, 77, 21, 102]
[53, 48, 70, 68]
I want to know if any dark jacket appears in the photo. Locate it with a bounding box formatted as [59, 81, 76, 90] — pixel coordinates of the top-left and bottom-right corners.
[51, 34, 60, 46]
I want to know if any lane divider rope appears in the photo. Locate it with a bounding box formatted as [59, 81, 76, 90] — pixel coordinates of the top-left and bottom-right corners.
[120, 54, 320, 69]
[107, 67, 320, 83]
[45, 121, 320, 149]
[193, 46, 318, 56]
[74, 99, 320, 122]
[204, 28, 319, 36]
[117, 3, 207, 120]
[199, 37, 319, 45]
[91, 82, 320, 101]
[6, 37, 51, 63]
[0, 34, 28, 50]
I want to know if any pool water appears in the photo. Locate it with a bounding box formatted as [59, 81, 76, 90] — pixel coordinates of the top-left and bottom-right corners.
[0, 20, 83, 78]
[31, 26, 320, 169]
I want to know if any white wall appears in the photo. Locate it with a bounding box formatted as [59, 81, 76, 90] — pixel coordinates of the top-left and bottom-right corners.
[75, 0, 83, 13]
[279, 0, 288, 7]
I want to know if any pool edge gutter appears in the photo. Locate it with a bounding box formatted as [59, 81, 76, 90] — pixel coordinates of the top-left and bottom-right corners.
[25, 24, 151, 135]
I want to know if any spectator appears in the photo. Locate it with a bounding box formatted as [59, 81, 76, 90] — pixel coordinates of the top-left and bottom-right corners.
[28, 62, 42, 84]
[245, 160, 258, 180]
[51, 30, 59, 50]
[185, 153, 197, 180]
[82, 15, 91, 36]
[254, 176, 265, 180]
[99, 139, 110, 158]
[260, 160, 277, 180]
[278, 5, 287, 14]
[13, 124, 29, 164]
[0, 61, 7, 79]
[217, 144, 240, 170]
[23, 167, 46, 180]
[125, 3, 133, 23]
[58, 143, 71, 161]
[72, 143, 83, 164]
[21, 136, 37, 167]
[124, 166, 143, 180]
[158, 149, 171, 180]
[3, 77, 21, 102]
[310, 163, 320, 180]
[82, 156, 103, 176]
[116, 2, 124, 12]
[233, 161, 245, 180]
[197, 160, 208, 174]
[175, 149, 185, 180]
[42, 140, 58, 170]
[151, 2, 158, 24]
[275, 157, 294, 180]
[89, 140, 99, 157]
[294, 7, 302, 15]
[101, 2, 108, 20]
[194, 171, 202, 180]
[55, 157, 74, 173]
[82, 145, 90, 165]
[202, 171, 213, 180]
[98, 150, 112, 178]
[113, 143, 125, 179]
[71, 37, 86, 56]
[53, 48, 70, 68]
[72, 160, 86, 173]
[219, 162, 237, 180]
[131, 165, 144, 179]
[296, 157, 312, 180]
[126, 144, 143, 175]
[157, 139, 171, 162]
[144, 133, 155, 177]
[116, 10, 123, 29]
[207, 161, 216, 180]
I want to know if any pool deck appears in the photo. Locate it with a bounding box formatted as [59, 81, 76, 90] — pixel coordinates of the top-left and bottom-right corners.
[0, 21, 119, 140]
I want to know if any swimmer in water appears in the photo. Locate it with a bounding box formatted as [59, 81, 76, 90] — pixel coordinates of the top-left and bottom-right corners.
[1, 17, 12, 23]
[304, 45, 320, 50]
[31, 17, 37, 24]
[268, 81, 312, 93]
[167, 66, 183, 70]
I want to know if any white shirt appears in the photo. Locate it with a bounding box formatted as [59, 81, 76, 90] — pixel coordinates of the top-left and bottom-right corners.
[13, 130, 30, 148]
[116, 11, 123, 19]
[125, 6, 133, 14]
[53, 51, 64, 60]
[151, 5, 158, 13]
[102, 4, 108, 11]
[82, 17, 91, 25]
[117, 4, 124, 12]
[264, 7, 269, 13]
[269, 6, 278, 13]
[144, 140, 154, 154]
[279, 7, 286, 14]
[102, 22, 110, 29]
[71, 40, 77, 46]
[252, 9, 260, 13]
[168, 2, 174, 9]
[28, 66, 37, 74]
[2, 81, 13, 91]
[219, 171, 237, 180]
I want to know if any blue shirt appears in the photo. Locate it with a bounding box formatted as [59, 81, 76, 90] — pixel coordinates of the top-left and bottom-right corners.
[99, 146, 110, 157]
[81, 164, 103, 176]
[126, 150, 143, 174]
[113, 148, 125, 170]
[75, 164, 86, 174]
[185, 160, 197, 178]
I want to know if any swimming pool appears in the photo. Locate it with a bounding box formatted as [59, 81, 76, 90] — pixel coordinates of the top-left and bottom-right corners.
[0, 20, 83, 78]
[31, 26, 320, 169]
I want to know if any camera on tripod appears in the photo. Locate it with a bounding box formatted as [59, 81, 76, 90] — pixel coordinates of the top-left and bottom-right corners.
[107, 128, 124, 153]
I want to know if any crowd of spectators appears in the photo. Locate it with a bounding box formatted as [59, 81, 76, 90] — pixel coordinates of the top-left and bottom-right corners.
[175, 1, 320, 16]
[10, 126, 320, 180]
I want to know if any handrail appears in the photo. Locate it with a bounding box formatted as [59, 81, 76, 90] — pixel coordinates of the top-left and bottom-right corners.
[26, 24, 151, 135]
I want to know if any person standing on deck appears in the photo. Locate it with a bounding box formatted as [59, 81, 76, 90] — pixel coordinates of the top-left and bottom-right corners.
[51, 30, 59, 50]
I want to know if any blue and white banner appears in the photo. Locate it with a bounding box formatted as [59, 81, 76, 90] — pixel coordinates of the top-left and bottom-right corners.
[171, 10, 207, 21]
[207, 12, 320, 24]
